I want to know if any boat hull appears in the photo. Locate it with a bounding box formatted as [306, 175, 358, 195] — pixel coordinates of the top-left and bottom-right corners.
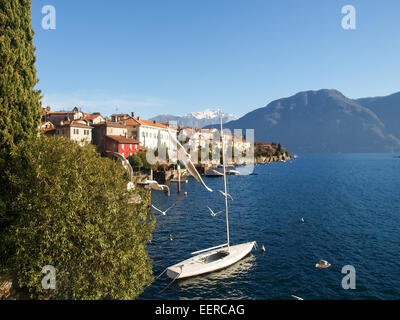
[166, 242, 256, 279]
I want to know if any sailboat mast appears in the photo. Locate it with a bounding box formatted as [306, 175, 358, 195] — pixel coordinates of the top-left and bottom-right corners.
[219, 110, 230, 251]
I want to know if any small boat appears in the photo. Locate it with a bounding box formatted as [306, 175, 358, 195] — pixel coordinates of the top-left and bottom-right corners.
[166, 111, 255, 280]
[315, 259, 331, 268]
[166, 242, 255, 279]
[226, 169, 240, 175]
[137, 179, 158, 185]
[170, 179, 188, 183]
[205, 169, 224, 177]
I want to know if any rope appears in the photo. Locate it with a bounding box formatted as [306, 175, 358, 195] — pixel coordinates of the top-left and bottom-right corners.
[155, 268, 168, 281]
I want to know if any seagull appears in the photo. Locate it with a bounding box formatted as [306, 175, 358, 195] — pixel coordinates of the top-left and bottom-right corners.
[291, 295, 304, 300]
[149, 182, 170, 196]
[169, 234, 173, 241]
[207, 206, 223, 217]
[151, 204, 175, 216]
[301, 217, 305, 223]
[113, 152, 133, 182]
[218, 190, 234, 201]
[261, 245, 266, 253]
[168, 129, 213, 192]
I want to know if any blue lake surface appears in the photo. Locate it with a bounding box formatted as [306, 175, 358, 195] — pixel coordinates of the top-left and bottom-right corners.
[140, 154, 400, 300]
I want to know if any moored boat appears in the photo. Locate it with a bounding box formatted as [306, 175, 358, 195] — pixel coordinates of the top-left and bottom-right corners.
[166, 110, 255, 280]
[166, 242, 256, 279]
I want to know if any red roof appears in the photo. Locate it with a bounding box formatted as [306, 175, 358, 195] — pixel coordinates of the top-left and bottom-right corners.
[125, 117, 167, 129]
[83, 113, 103, 121]
[106, 135, 140, 144]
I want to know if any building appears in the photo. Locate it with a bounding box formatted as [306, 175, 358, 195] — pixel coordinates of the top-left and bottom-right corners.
[92, 121, 128, 156]
[39, 121, 56, 136]
[111, 113, 131, 122]
[83, 112, 105, 125]
[124, 117, 176, 150]
[43, 107, 84, 126]
[105, 135, 140, 159]
[55, 119, 93, 146]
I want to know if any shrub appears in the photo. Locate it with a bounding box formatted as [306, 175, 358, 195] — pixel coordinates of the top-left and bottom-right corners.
[0, 136, 155, 299]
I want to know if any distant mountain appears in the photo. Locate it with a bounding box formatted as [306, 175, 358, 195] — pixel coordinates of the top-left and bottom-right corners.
[150, 109, 237, 128]
[208, 89, 400, 153]
[357, 92, 400, 142]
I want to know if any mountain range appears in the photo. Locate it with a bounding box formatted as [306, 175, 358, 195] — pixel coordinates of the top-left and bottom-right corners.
[150, 109, 237, 129]
[205, 89, 400, 153]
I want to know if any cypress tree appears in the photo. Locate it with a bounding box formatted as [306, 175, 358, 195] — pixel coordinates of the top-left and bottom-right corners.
[0, 0, 42, 220]
[0, 1, 156, 299]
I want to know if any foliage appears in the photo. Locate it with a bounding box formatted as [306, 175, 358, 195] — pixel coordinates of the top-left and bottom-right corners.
[0, 136, 155, 299]
[128, 153, 144, 171]
[0, 0, 42, 217]
[135, 149, 158, 170]
[254, 142, 290, 159]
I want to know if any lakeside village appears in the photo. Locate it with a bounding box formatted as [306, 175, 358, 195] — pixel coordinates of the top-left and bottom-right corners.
[40, 106, 292, 183]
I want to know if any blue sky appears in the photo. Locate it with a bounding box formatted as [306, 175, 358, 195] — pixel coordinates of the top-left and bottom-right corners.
[31, 0, 400, 119]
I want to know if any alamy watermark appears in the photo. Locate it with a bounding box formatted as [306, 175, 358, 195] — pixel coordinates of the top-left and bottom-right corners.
[42, 5, 56, 30]
[341, 5, 356, 30]
[341, 265, 356, 290]
[41, 265, 56, 290]
[145, 123, 255, 174]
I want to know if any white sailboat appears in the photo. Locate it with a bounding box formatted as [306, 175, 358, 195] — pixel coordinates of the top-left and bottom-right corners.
[166, 111, 256, 280]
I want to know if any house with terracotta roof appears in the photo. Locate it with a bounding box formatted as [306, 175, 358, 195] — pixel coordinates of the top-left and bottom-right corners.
[92, 121, 128, 156]
[39, 121, 56, 136]
[124, 116, 177, 150]
[55, 119, 93, 146]
[83, 112, 105, 125]
[105, 135, 140, 159]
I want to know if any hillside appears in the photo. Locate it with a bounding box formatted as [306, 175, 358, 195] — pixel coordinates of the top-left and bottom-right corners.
[214, 89, 400, 153]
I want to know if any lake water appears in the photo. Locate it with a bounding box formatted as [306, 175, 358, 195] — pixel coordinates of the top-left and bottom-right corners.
[140, 154, 400, 300]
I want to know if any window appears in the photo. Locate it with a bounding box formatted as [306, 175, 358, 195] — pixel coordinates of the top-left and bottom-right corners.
[122, 153, 125, 158]
[130, 144, 132, 150]
[73, 129, 79, 135]
[122, 144, 125, 149]
[135, 145, 138, 150]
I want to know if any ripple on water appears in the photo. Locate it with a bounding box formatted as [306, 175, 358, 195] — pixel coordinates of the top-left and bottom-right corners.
[140, 154, 400, 300]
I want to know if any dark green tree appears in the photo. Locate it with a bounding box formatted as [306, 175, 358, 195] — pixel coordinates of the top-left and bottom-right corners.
[0, 1, 156, 299]
[0, 0, 42, 223]
[128, 153, 144, 171]
[1, 136, 155, 299]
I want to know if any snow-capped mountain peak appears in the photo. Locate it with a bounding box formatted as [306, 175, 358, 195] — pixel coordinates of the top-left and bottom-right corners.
[150, 109, 237, 128]
[188, 109, 219, 120]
